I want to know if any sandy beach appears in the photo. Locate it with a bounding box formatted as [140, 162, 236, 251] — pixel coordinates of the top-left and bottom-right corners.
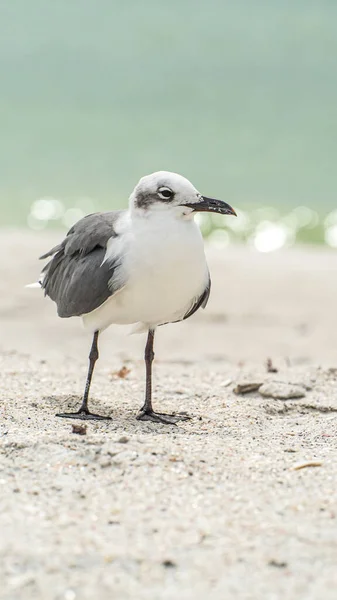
[1, 229, 337, 599]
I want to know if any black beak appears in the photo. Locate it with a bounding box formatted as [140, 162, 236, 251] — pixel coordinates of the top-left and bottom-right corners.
[184, 196, 237, 216]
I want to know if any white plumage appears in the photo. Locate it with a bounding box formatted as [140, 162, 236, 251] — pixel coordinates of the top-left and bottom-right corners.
[83, 204, 209, 333]
[31, 171, 236, 423]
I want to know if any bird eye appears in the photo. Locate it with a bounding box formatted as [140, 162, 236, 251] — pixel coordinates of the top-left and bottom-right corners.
[158, 187, 173, 200]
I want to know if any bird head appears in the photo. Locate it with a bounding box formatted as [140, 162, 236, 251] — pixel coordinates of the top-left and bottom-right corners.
[129, 171, 236, 219]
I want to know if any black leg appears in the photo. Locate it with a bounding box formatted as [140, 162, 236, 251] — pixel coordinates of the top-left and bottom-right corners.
[56, 331, 111, 421]
[137, 329, 190, 425]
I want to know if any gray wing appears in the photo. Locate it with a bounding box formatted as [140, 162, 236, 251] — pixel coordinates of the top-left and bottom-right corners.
[182, 273, 211, 321]
[161, 272, 211, 327]
[40, 211, 125, 318]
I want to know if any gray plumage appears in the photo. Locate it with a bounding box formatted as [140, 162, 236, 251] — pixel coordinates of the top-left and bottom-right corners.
[161, 273, 210, 326]
[182, 275, 211, 321]
[40, 211, 124, 318]
[32, 170, 237, 424]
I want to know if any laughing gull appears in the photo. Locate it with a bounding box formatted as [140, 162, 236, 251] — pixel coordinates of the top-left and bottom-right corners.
[35, 171, 236, 424]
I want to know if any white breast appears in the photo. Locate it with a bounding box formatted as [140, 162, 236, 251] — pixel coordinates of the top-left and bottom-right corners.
[82, 210, 209, 333]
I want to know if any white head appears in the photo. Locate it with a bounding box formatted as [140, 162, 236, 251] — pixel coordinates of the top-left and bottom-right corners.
[129, 171, 236, 219]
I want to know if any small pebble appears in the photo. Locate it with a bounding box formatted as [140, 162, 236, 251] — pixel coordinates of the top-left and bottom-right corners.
[259, 382, 306, 400]
[118, 436, 129, 444]
[162, 560, 176, 568]
[268, 560, 287, 568]
[72, 424, 87, 435]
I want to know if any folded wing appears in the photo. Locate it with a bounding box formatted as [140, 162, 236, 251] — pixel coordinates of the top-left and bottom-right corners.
[182, 273, 211, 321]
[40, 211, 125, 318]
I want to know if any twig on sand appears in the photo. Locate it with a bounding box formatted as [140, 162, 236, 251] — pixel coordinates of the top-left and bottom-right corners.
[291, 461, 322, 471]
[233, 382, 263, 395]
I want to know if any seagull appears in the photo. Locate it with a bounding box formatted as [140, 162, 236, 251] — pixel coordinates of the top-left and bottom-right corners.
[34, 171, 236, 424]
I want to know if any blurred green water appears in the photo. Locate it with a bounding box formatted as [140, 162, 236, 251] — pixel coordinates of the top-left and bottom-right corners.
[0, 0, 336, 227]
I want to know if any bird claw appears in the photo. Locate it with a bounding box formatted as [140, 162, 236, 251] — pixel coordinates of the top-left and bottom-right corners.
[136, 410, 190, 425]
[56, 410, 111, 421]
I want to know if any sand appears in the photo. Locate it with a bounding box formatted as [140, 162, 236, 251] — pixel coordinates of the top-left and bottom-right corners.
[0, 229, 337, 600]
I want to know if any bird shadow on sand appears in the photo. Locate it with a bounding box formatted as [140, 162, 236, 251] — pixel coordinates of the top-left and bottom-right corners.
[41, 394, 197, 434]
[43, 394, 116, 420]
